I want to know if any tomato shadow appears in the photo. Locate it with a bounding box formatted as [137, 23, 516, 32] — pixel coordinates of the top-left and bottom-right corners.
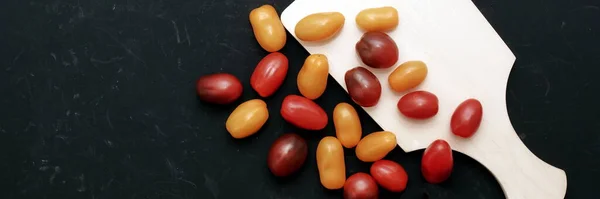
[289, 124, 337, 142]
[320, 187, 343, 197]
[195, 95, 240, 112]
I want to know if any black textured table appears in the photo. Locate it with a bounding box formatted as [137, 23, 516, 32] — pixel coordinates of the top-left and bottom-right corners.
[1, 0, 599, 198]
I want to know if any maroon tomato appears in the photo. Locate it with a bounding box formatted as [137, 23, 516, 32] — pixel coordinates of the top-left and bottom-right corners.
[344, 67, 382, 107]
[251, 52, 289, 97]
[451, 99, 483, 138]
[267, 133, 308, 177]
[355, 31, 399, 68]
[421, 139, 453, 184]
[397, 91, 438, 119]
[280, 95, 328, 130]
[344, 172, 379, 199]
[370, 160, 408, 192]
[196, 73, 243, 105]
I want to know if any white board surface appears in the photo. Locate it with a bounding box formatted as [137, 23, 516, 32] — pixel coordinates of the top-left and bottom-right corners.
[281, 0, 567, 198]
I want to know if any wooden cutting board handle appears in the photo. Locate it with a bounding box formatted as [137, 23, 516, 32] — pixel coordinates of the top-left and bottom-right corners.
[449, 109, 567, 199]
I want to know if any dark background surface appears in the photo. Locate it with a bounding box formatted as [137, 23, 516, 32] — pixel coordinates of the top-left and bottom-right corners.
[1, 0, 599, 198]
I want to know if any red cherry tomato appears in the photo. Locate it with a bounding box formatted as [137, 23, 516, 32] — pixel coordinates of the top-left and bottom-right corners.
[250, 52, 289, 97]
[280, 95, 328, 130]
[451, 99, 483, 138]
[267, 133, 308, 177]
[196, 73, 243, 105]
[421, 139, 453, 184]
[370, 160, 408, 192]
[343, 172, 379, 199]
[344, 67, 382, 107]
[355, 31, 399, 68]
[397, 91, 439, 119]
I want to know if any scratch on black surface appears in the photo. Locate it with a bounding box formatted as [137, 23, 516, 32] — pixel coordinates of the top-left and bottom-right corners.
[203, 174, 219, 199]
[77, 174, 86, 192]
[90, 56, 123, 64]
[217, 42, 244, 56]
[23, 76, 33, 99]
[49, 166, 61, 184]
[69, 49, 79, 66]
[165, 158, 178, 178]
[177, 58, 186, 72]
[171, 20, 181, 43]
[96, 28, 146, 65]
[569, 5, 600, 12]
[12, 49, 24, 65]
[542, 75, 551, 97]
[106, 110, 113, 129]
[104, 139, 114, 148]
[154, 125, 166, 137]
[184, 23, 191, 46]
[23, 122, 36, 132]
[179, 178, 197, 189]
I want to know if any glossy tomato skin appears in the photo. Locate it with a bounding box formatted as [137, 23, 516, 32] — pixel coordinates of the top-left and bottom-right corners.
[280, 95, 328, 130]
[356, 31, 399, 68]
[370, 160, 408, 192]
[343, 173, 379, 199]
[196, 73, 243, 105]
[421, 139, 453, 184]
[251, 52, 289, 97]
[397, 91, 439, 119]
[451, 99, 483, 138]
[267, 133, 308, 177]
[225, 99, 269, 139]
[345, 67, 382, 107]
[317, 137, 346, 189]
[249, 5, 286, 52]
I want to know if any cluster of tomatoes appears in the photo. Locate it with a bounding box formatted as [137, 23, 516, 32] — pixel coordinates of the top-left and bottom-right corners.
[196, 4, 485, 199]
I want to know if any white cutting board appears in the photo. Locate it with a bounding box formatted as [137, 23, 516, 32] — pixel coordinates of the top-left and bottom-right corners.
[281, 0, 567, 198]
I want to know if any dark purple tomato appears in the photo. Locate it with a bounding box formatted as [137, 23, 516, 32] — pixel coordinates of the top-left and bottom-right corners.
[356, 31, 399, 68]
[196, 73, 243, 105]
[451, 99, 483, 138]
[370, 160, 408, 192]
[344, 172, 379, 199]
[397, 91, 439, 119]
[267, 133, 308, 177]
[344, 67, 382, 107]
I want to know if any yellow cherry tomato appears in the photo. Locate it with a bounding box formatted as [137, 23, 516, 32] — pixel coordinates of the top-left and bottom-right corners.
[388, 61, 428, 92]
[225, 99, 269, 139]
[355, 131, 397, 162]
[249, 5, 286, 52]
[317, 136, 346, 190]
[295, 12, 345, 42]
[297, 54, 329, 100]
[333, 103, 362, 148]
[355, 6, 399, 32]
